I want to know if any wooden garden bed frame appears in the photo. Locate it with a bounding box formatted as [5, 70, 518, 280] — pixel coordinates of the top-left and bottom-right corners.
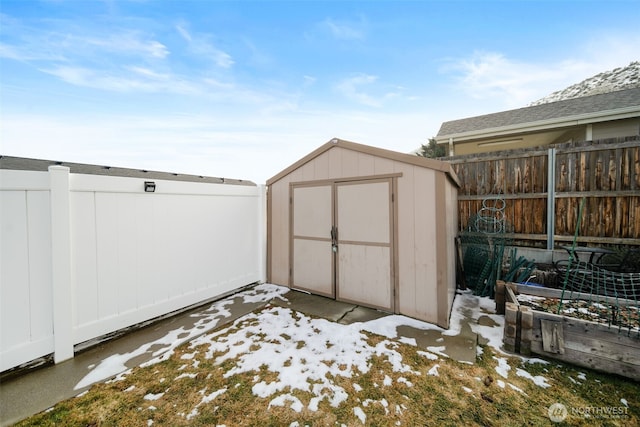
[495, 280, 640, 381]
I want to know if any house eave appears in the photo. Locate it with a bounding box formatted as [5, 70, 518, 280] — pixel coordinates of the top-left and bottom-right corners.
[435, 106, 640, 144]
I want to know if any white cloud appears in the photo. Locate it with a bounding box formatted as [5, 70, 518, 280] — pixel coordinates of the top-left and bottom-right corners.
[322, 17, 366, 41]
[0, 41, 66, 61]
[175, 22, 192, 42]
[335, 73, 404, 108]
[444, 51, 581, 107]
[175, 22, 234, 69]
[578, 32, 640, 72]
[336, 73, 382, 107]
[444, 32, 640, 107]
[83, 32, 170, 59]
[39, 65, 197, 94]
[2, 27, 169, 62]
[128, 66, 171, 81]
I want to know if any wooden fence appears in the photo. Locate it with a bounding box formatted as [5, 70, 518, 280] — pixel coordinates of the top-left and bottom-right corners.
[447, 137, 640, 248]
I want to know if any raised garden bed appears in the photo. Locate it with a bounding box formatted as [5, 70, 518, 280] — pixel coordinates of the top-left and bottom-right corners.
[496, 280, 640, 381]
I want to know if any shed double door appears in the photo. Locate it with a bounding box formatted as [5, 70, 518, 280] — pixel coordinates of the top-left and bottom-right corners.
[291, 178, 394, 311]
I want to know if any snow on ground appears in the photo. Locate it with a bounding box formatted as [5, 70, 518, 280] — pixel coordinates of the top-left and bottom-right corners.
[515, 368, 551, 388]
[353, 406, 366, 423]
[362, 314, 443, 338]
[427, 364, 440, 376]
[494, 357, 511, 379]
[170, 288, 550, 420]
[143, 392, 164, 401]
[75, 283, 558, 421]
[74, 284, 289, 390]
[188, 305, 422, 411]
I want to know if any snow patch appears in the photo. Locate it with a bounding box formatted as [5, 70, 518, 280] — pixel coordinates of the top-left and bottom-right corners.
[397, 377, 413, 387]
[493, 357, 511, 379]
[426, 346, 448, 358]
[417, 350, 438, 361]
[269, 394, 304, 413]
[383, 375, 392, 386]
[175, 373, 198, 380]
[361, 314, 443, 339]
[143, 392, 164, 401]
[427, 364, 440, 376]
[353, 406, 366, 424]
[186, 387, 227, 420]
[508, 383, 526, 394]
[515, 368, 551, 388]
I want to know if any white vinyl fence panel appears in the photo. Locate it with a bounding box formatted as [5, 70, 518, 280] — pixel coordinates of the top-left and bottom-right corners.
[1, 166, 265, 371]
[0, 171, 54, 371]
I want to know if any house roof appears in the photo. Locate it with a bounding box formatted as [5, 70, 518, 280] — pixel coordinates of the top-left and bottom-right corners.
[0, 155, 256, 186]
[266, 138, 461, 187]
[436, 87, 640, 142]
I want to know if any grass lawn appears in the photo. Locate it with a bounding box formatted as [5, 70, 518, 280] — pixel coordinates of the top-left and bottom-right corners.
[16, 303, 639, 426]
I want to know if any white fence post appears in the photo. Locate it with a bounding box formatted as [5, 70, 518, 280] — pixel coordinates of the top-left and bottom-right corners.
[49, 166, 74, 363]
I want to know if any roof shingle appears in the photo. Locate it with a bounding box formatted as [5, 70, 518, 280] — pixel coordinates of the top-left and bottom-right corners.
[437, 87, 640, 137]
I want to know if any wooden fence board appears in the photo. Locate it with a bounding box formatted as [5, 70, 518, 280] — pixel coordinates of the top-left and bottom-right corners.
[449, 137, 640, 246]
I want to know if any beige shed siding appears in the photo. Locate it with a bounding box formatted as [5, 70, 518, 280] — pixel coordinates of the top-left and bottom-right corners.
[436, 173, 459, 328]
[447, 180, 459, 322]
[268, 181, 288, 285]
[396, 165, 440, 324]
[267, 140, 459, 326]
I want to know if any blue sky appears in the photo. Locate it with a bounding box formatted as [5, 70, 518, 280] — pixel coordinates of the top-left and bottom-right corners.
[1, 0, 639, 183]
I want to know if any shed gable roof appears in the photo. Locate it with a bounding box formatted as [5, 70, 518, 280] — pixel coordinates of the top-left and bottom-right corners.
[436, 87, 640, 139]
[266, 138, 460, 187]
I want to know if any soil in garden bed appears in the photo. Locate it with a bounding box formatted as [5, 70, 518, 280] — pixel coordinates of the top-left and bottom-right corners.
[516, 294, 640, 334]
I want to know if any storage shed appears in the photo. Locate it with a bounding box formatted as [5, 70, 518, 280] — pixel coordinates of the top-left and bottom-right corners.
[267, 139, 461, 327]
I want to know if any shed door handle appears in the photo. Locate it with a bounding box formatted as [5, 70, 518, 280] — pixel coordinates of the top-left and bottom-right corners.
[330, 226, 338, 252]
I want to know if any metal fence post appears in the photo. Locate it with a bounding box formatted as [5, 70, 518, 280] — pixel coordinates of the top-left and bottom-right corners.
[546, 148, 556, 250]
